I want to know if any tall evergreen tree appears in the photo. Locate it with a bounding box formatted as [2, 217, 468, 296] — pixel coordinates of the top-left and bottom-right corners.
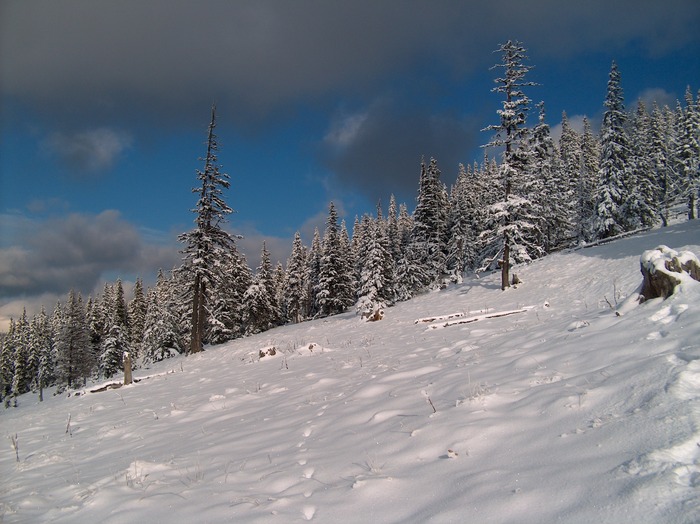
[595, 61, 632, 238]
[29, 306, 55, 401]
[629, 100, 657, 228]
[576, 117, 600, 242]
[318, 202, 354, 317]
[678, 86, 699, 219]
[1, 320, 16, 405]
[142, 270, 184, 364]
[650, 103, 680, 226]
[241, 243, 279, 334]
[411, 158, 448, 289]
[179, 105, 238, 354]
[482, 40, 537, 289]
[284, 232, 308, 324]
[356, 213, 393, 316]
[56, 290, 93, 388]
[306, 228, 323, 318]
[11, 309, 30, 400]
[128, 278, 147, 358]
[529, 102, 563, 252]
[559, 112, 583, 242]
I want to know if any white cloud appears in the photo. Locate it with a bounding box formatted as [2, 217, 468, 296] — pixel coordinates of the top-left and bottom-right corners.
[550, 113, 587, 144]
[324, 112, 368, 148]
[635, 87, 678, 109]
[43, 127, 132, 173]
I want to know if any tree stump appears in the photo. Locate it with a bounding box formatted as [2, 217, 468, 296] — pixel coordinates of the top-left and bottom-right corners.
[639, 245, 700, 302]
[123, 352, 133, 385]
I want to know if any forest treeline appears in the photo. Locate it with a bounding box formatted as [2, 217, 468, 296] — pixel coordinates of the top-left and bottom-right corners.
[1, 42, 698, 405]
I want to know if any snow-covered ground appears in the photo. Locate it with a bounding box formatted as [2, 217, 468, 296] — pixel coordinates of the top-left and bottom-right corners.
[2, 221, 700, 523]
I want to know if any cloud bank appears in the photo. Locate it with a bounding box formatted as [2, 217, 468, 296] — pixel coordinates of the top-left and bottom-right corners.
[2, 1, 697, 127]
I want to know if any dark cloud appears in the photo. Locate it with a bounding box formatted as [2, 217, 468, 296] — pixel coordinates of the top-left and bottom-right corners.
[0, 210, 179, 300]
[319, 96, 476, 205]
[2, 1, 697, 128]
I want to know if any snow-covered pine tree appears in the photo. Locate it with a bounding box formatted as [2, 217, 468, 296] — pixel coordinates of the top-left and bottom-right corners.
[0, 320, 16, 405]
[575, 117, 600, 242]
[356, 210, 393, 316]
[179, 105, 238, 354]
[650, 102, 681, 227]
[411, 158, 448, 290]
[99, 315, 130, 379]
[10, 309, 30, 400]
[595, 61, 632, 239]
[339, 219, 357, 307]
[394, 202, 423, 301]
[284, 232, 308, 324]
[128, 278, 147, 359]
[318, 202, 354, 317]
[677, 86, 699, 219]
[56, 290, 93, 388]
[242, 276, 276, 335]
[351, 214, 367, 286]
[529, 102, 564, 252]
[558, 112, 582, 243]
[142, 270, 185, 364]
[273, 262, 287, 324]
[482, 40, 538, 289]
[114, 279, 129, 330]
[629, 100, 658, 228]
[445, 164, 471, 282]
[386, 195, 401, 262]
[29, 306, 55, 401]
[241, 242, 279, 335]
[306, 228, 323, 318]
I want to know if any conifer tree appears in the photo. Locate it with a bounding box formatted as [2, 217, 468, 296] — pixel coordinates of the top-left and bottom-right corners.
[11, 310, 31, 400]
[179, 105, 238, 353]
[575, 117, 600, 242]
[56, 290, 93, 388]
[356, 213, 393, 316]
[273, 262, 287, 324]
[128, 278, 147, 358]
[143, 270, 184, 363]
[650, 103, 680, 226]
[445, 164, 473, 281]
[629, 100, 657, 228]
[241, 243, 279, 334]
[482, 40, 537, 289]
[29, 306, 54, 401]
[678, 86, 699, 219]
[595, 61, 631, 238]
[100, 316, 130, 379]
[529, 102, 563, 252]
[285, 232, 308, 324]
[411, 158, 448, 289]
[559, 112, 582, 242]
[318, 202, 353, 317]
[1, 320, 16, 405]
[306, 228, 323, 318]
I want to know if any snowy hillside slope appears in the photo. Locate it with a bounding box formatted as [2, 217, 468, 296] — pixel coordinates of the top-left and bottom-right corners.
[2, 221, 700, 523]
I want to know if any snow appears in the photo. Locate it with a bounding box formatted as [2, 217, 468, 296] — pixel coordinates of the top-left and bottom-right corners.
[2, 221, 700, 523]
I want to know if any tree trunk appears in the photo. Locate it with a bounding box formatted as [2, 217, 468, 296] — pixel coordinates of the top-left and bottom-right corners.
[190, 274, 204, 354]
[501, 234, 510, 291]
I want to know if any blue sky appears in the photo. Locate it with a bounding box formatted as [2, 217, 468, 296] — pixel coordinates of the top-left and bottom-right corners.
[1, 0, 699, 328]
